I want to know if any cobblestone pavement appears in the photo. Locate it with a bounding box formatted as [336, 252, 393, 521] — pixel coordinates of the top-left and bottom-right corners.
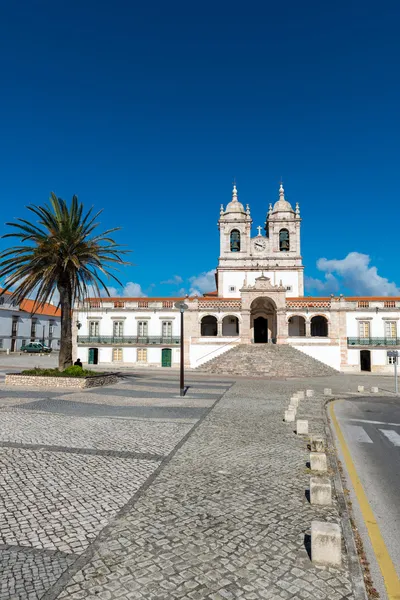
[0, 375, 231, 599]
[0, 372, 394, 599]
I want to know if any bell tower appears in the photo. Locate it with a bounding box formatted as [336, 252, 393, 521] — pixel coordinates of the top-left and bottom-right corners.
[217, 184, 252, 297]
[216, 182, 304, 298]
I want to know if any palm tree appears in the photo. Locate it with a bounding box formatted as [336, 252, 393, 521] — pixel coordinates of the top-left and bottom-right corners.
[0, 193, 129, 370]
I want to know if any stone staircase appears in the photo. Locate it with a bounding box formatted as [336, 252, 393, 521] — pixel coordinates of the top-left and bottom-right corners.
[197, 344, 337, 377]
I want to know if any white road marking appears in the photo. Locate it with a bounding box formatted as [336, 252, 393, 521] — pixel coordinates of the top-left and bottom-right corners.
[345, 418, 400, 427]
[379, 429, 400, 447]
[345, 425, 373, 444]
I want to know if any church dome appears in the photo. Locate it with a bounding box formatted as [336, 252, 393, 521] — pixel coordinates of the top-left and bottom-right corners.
[272, 183, 294, 213]
[225, 184, 246, 214]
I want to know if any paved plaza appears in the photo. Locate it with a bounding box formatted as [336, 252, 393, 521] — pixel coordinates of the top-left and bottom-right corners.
[0, 367, 396, 599]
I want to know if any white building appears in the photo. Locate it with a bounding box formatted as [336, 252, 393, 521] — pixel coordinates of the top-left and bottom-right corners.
[0, 289, 61, 352]
[73, 183, 400, 373]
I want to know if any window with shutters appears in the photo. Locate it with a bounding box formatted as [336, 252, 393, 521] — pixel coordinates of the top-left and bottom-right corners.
[162, 321, 172, 338]
[137, 321, 148, 337]
[112, 348, 123, 362]
[137, 348, 147, 362]
[358, 321, 370, 338]
[89, 321, 99, 337]
[30, 319, 37, 341]
[113, 321, 124, 337]
[385, 321, 397, 338]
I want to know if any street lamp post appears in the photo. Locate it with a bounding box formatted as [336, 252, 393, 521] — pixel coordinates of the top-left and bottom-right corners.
[174, 301, 188, 396]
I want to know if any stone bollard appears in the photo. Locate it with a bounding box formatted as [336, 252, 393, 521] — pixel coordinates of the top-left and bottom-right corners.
[358, 385, 364, 392]
[323, 388, 332, 395]
[371, 386, 379, 393]
[311, 521, 341, 566]
[310, 452, 327, 472]
[310, 436, 325, 452]
[310, 477, 332, 505]
[297, 420, 308, 435]
[296, 391, 305, 399]
[306, 389, 314, 397]
[284, 409, 295, 422]
[290, 397, 299, 408]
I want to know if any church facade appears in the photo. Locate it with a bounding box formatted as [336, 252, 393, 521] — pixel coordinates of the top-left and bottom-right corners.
[73, 184, 400, 373]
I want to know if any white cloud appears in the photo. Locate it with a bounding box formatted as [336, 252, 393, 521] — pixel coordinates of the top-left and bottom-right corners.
[306, 252, 400, 296]
[122, 281, 147, 297]
[85, 281, 147, 298]
[189, 269, 216, 296]
[161, 275, 183, 285]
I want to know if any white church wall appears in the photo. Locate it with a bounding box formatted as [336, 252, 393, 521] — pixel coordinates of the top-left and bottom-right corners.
[292, 344, 341, 370]
[220, 270, 300, 298]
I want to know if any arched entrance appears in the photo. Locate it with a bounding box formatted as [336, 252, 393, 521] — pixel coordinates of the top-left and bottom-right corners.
[250, 297, 277, 343]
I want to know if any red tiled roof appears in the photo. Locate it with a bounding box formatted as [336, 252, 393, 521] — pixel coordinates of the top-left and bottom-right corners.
[85, 296, 187, 302]
[20, 299, 61, 317]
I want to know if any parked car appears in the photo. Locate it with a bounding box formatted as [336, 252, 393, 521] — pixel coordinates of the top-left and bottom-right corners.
[20, 342, 52, 353]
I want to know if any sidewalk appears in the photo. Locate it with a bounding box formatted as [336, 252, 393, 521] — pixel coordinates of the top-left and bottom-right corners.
[53, 379, 356, 600]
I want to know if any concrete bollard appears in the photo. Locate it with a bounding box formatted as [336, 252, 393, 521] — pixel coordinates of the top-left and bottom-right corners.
[371, 386, 379, 393]
[284, 409, 295, 422]
[306, 389, 314, 397]
[323, 388, 332, 395]
[311, 521, 341, 566]
[358, 385, 364, 392]
[296, 391, 305, 399]
[310, 452, 327, 472]
[310, 436, 325, 452]
[310, 477, 332, 505]
[290, 397, 299, 408]
[297, 420, 308, 435]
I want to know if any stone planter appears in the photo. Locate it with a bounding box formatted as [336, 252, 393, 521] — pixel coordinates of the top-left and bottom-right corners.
[5, 372, 120, 389]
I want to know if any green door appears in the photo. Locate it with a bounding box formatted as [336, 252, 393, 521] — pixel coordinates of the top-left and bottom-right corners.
[161, 348, 172, 367]
[88, 348, 98, 365]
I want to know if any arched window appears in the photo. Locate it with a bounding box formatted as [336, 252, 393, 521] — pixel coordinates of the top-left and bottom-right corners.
[201, 315, 218, 336]
[311, 316, 328, 337]
[288, 316, 306, 337]
[279, 229, 290, 251]
[230, 229, 241, 252]
[222, 315, 239, 336]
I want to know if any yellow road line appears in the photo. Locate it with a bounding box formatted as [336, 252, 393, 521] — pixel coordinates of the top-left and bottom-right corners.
[329, 401, 400, 600]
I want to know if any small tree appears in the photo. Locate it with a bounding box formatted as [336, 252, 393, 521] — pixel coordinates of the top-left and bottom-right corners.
[0, 193, 129, 369]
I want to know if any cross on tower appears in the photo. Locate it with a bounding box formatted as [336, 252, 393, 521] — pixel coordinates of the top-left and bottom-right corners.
[256, 225, 263, 236]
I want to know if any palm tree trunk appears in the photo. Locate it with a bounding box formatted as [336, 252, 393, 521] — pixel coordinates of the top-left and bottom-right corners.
[58, 283, 73, 370]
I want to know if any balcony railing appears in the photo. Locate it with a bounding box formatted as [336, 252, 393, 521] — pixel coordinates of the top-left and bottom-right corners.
[77, 336, 180, 345]
[347, 337, 400, 347]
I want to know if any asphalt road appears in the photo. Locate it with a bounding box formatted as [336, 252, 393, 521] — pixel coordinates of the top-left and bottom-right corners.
[332, 396, 400, 599]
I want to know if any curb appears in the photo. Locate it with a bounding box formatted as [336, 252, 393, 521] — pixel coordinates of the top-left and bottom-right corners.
[323, 398, 368, 600]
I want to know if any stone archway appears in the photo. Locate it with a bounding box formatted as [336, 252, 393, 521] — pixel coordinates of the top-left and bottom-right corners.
[250, 297, 277, 343]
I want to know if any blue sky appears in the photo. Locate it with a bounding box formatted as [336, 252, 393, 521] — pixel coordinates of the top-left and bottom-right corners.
[1, 1, 399, 298]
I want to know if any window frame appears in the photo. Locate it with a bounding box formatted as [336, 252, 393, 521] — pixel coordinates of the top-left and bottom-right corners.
[112, 347, 123, 362]
[384, 321, 397, 339]
[358, 321, 371, 338]
[137, 348, 148, 362]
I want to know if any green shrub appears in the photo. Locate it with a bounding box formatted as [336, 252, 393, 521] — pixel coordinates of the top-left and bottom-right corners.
[20, 367, 97, 378]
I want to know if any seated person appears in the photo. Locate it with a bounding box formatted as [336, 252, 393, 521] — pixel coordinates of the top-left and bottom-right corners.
[74, 358, 83, 368]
